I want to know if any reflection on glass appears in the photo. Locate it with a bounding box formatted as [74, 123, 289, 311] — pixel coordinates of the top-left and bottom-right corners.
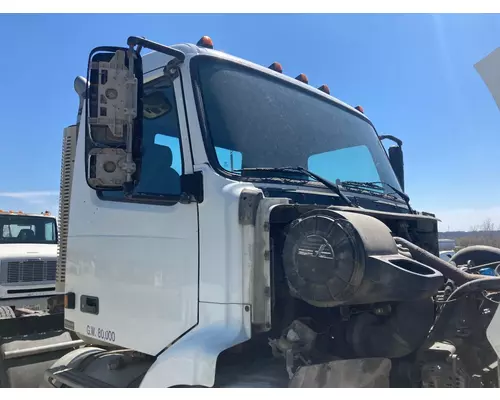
[215, 147, 242, 171]
[308, 145, 380, 184]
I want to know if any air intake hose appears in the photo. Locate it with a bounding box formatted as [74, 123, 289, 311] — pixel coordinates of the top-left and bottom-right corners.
[393, 237, 483, 285]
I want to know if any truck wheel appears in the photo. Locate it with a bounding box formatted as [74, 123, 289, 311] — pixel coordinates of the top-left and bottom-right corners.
[450, 246, 500, 270]
[0, 306, 15, 320]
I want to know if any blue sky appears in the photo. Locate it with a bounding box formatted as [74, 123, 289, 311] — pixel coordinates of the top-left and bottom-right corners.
[0, 14, 499, 230]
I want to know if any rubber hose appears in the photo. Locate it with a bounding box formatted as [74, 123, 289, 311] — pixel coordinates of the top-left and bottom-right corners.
[448, 276, 500, 301]
[393, 237, 483, 285]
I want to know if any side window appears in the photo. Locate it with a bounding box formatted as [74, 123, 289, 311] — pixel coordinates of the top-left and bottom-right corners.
[100, 80, 184, 200]
[45, 222, 56, 241]
[215, 147, 242, 171]
[154, 134, 182, 175]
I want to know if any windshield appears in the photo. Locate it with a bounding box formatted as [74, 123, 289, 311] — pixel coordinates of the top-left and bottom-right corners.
[0, 215, 57, 244]
[192, 56, 402, 194]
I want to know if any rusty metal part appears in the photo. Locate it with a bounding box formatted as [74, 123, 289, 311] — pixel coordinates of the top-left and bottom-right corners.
[269, 320, 317, 378]
[419, 342, 471, 388]
[421, 361, 469, 388]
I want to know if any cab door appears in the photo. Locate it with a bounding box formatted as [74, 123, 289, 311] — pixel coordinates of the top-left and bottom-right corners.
[65, 48, 199, 356]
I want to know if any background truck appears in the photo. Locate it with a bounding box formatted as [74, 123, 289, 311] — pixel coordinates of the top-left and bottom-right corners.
[0, 211, 80, 386]
[4, 35, 500, 388]
[0, 210, 58, 311]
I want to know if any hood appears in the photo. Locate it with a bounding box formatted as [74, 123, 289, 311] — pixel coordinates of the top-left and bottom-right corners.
[475, 47, 500, 111]
[0, 243, 57, 260]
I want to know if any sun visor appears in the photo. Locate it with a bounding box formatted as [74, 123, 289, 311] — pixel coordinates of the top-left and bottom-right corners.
[475, 47, 500, 111]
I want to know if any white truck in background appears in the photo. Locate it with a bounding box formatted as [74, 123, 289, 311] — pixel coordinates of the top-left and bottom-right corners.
[0, 210, 73, 389]
[0, 210, 58, 311]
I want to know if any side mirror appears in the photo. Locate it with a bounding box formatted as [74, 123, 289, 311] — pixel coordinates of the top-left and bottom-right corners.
[85, 45, 141, 191]
[84, 37, 186, 194]
[379, 135, 405, 191]
[388, 145, 405, 192]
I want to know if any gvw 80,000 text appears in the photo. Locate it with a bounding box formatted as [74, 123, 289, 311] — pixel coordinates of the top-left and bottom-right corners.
[86, 325, 116, 342]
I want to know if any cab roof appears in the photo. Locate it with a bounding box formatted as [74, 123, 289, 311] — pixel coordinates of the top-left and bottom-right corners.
[140, 38, 370, 123]
[0, 210, 55, 218]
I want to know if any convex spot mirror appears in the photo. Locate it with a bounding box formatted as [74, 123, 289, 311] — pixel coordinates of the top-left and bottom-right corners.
[143, 91, 172, 120]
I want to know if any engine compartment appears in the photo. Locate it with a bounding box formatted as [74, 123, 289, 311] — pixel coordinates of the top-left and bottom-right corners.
[267, 206, 444, 381]
[217, 201, 500, 388]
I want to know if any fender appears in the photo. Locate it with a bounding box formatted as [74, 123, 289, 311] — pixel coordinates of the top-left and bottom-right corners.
[140, 302, 251, 388]
[39, 346, 106, 388]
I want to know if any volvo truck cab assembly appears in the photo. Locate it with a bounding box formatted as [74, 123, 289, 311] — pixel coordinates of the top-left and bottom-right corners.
[36, 36, 500, 388]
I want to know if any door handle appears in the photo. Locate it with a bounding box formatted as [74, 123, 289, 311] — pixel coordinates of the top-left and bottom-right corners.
[80, 295, 99, 315]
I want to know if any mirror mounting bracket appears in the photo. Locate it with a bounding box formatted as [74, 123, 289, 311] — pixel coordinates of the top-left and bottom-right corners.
[379, 134, 403, 147]
[164, 58, 182, 82]
[127, 36, 186, 62]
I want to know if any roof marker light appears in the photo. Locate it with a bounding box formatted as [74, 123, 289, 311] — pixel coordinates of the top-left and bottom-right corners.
[295, 73, 309, 84]
[197, 36, 214, 49]
[269, 62, 283, 73]
[355, 105, 364, 113]
[318, 84, 330, 94]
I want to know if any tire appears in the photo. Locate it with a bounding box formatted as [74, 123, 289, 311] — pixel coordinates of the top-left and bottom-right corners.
[0, 306, 15, 320]
[450, 245, 500, 268]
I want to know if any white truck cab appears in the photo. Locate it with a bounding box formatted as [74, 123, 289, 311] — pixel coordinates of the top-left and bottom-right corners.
[0, 210, 58, 310]
[41, 36, 500, 388]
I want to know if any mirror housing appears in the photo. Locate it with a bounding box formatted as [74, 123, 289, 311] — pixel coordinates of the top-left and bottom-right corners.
[388, 145, 404, 192]
[379, 135, 405, 191]
[85, 45, 141, 191]
[84, 37, 186, 193]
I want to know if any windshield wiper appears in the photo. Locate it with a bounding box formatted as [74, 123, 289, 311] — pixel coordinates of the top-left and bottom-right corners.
[238, 167, 358, 208]
[341, 180, 415, 214]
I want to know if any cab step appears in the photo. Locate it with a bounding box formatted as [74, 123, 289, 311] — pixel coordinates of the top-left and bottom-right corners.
[45, 366, 116, 388]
